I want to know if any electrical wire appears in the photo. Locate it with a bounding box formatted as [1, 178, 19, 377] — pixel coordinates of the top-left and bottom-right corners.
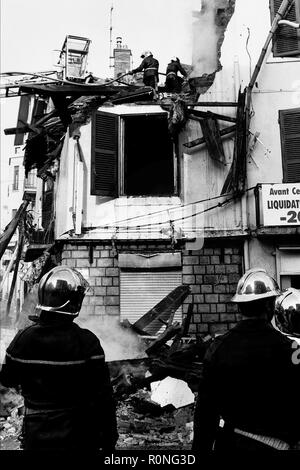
[91, 191, 233, 229]
[75, 186, 256, 234]
[245, 27, 252, 80]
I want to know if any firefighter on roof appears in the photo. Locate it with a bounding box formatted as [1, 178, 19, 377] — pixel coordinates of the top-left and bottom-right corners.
[165, 57, 187, 93]
[0, 266, 118, 450]
[129, 50, 159, 89]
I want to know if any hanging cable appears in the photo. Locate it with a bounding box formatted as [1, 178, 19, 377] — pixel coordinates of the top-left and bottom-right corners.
[74, 187, 256, 235]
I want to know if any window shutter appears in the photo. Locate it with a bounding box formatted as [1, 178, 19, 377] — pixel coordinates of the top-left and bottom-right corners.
[270, 0, 300, 57]
[91, 111, 118, 196]
[120, 270, 183, 335]
[42, 179, 54, 229]
[279, 108, 300, 183]
[31, 98, 47, 123]
[14, 96, 31, 146]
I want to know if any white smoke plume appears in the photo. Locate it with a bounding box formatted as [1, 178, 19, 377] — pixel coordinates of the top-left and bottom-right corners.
[75, 316, 147, 362]
[190, 0, 230, 78]
[14, 289, 147, 362]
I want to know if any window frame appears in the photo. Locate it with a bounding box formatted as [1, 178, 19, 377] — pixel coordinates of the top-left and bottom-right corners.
[91, 109, 178, 198]
[12, 165, 19, 191]
[279, 107, 300, 183]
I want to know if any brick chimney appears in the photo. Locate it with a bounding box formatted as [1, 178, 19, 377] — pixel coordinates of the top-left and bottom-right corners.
[113, 37, 132, 80]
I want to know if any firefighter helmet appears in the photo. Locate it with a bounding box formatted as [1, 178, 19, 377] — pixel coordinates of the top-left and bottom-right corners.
[231, 268, 281, 303]
[141, 50, 153, 58]
[274, 288, 300, 338]
[36, 266, 89, 316]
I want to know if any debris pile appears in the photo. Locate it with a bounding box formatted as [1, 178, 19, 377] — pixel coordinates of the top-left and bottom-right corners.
[116, 388, 194, 449]
[0, 387, 194, 450]
[0, 385, 24, 450]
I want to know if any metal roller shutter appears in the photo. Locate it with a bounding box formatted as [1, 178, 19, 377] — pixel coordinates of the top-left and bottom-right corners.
[120, 270, 182, 335]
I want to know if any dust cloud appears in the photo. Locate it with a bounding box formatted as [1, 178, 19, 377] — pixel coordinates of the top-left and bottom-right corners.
[190, 0, 234, 78]
[75, 316, 147, 362]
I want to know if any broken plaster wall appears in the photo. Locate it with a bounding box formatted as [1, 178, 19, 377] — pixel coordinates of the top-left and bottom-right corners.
[190, 0, 236, 93]
[179, 0, 244, 236]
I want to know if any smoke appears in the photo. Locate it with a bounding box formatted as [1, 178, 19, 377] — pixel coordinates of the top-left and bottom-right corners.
[191, 1, 219, 78]
[75, 316, 147, 362]
[14, 289, 147, 362]
[16, 285, 40, 330]
[190, 0, 233, 78]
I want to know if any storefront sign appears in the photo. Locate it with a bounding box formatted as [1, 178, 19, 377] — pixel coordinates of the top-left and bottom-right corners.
[261, 183, 300, 226]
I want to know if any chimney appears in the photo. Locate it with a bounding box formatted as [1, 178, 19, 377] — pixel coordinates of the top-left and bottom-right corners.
[113, 37, 132, 80]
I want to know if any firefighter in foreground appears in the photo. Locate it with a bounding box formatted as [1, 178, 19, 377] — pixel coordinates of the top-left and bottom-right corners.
[273, 287, 300, 343]
[0, 266, 118, 450]
[129, 50, 159, 89]
[192, 268, 300, 452]
[165, 57, 187, 93]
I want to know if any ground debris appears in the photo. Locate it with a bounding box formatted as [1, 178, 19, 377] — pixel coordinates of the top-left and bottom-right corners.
[116, 388, 194, 449]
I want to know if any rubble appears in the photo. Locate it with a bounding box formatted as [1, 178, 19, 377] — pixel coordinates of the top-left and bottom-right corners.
[0, 385, 24, 450]
[0, 388, 194, 450]
[116, 388, 194, 449]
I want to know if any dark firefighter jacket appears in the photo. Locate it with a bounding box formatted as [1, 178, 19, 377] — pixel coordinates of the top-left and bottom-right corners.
[132, 56, 159, 79]
[192, 319, 300, 452]
[166, 61, 187, 78]
[0, 318, 118, 450]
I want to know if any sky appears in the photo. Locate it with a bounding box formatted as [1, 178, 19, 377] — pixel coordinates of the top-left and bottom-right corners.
[0, 0, 201, 226]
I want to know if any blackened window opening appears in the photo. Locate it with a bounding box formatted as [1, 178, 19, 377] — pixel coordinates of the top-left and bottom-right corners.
[124, 115, 174, 196]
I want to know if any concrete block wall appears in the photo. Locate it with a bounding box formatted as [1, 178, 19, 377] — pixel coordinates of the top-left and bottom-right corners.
[60, 242, 173, 320]
[60, 240, 243, 335]
[61, 243, 120, 319]
[182, 243, 243, 336]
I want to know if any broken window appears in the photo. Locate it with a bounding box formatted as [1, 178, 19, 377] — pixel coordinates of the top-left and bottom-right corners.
[91, 110, 175, 197]
[270, 0, 300, 57]
[279, 107, 300, 183]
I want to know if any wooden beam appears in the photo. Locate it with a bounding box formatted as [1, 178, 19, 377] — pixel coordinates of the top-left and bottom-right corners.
[200, 117, 226, 163]
[187, 102, 238, 107]
[183, 124, 236, 148]
[188, 110, 236, 123]
[145, 322, 181, 356]
[0, 200, 29, 259]
[168, 303, 194, 354]
[5, 232, 24, 317]
[133, 285, 190, 333]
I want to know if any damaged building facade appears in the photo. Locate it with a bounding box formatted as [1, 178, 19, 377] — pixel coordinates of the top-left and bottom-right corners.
[2, 0, 300, 336]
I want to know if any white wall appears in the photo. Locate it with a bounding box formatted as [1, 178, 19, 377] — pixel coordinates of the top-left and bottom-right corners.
[181, 0, 300, 235]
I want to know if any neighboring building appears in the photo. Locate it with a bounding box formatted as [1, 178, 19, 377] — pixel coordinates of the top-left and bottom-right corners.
[0, 145, 37, 303]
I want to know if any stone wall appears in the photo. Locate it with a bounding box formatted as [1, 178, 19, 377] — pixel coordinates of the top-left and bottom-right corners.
[60, 239, 243, 335]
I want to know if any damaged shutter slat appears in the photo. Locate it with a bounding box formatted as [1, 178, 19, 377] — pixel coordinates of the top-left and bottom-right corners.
[270, 0, 300, 56]
[91, 111, 118, 196]
[279, 107, 300, 183]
